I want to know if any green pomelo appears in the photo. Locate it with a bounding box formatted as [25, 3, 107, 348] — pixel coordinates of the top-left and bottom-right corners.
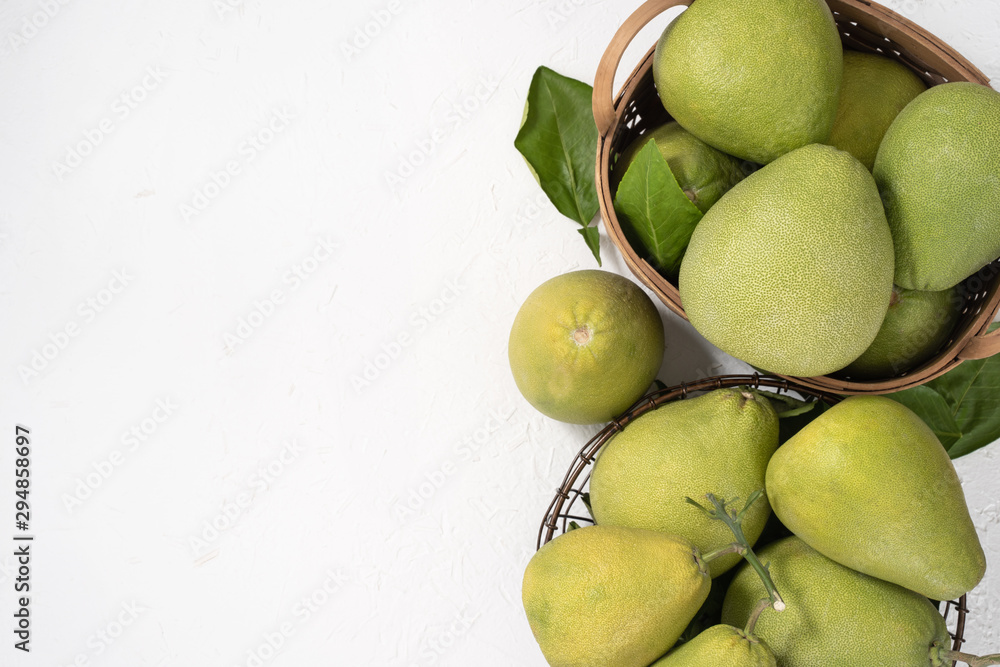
[874, 82, 1000, 290]
[721, 537, 953, 667]
[840, 284, 961, 380]
[590, 388, 778, 577]
[523, 525, 711, 667]
[508, 270, 664, 425]
[827, 50, 927, 171]
[766, 396, 986, 600]
[678, 144, 894, 377]
[614, 122, 751, 213]
[653, 0, 842, 164]
[651, 624, 777, 667]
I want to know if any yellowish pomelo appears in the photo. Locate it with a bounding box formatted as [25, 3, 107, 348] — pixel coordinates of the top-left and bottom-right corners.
[650, 624, 777, 667]
[508, 270, 664, 424]
[523, 525, 711, 667]
[827, 50, 926, 170]
[590, 387, 778, 577]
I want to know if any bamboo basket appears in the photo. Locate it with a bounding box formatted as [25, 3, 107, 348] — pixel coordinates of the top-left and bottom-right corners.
[592, 0, 1000, 395]
[537, 374, 970, 659]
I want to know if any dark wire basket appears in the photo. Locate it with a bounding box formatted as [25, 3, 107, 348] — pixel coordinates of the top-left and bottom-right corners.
[536, 373, 969, 659]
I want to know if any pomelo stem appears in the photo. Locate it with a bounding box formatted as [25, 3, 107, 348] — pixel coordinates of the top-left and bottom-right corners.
[686, 491, 785, 612]
[700, 543, 742, 561]
[744, 598, 772, 637]
[939, 650, 1000, 666]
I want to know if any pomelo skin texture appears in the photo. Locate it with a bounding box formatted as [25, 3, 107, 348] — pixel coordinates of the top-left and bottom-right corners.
[522, 525, 711, 667]
[874, 82, 1000, 290]
[650, 624, 777, 667]
[508, 270, 664, 425]
[679, 144, 894, 377]
[840, 284, 961, 380]
[827, 50, 927, 171]
[590, 387, 779, 577]
[766, 396, 987, 601]
[614, 122, 751, 213]
[722, 537, 953, 667]
[653, 0, 842, 164]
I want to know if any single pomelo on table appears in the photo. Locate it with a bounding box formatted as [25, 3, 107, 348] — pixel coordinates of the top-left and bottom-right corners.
[590, 387, 779, 577]
[678, 144, 894, 377]
[508, 270, 664, 424]
[874, 82, 1000, 290]
[653, 0, 842, 164]
[614, 121, 751, 213]
[839, 284, 961, 380]
[827, 50, 927, 170]
[523, 525, 711, 667]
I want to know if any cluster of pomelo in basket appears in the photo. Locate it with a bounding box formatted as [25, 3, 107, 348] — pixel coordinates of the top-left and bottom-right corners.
[609, 0, 1000, 381]
[507, 0, 1000, 664]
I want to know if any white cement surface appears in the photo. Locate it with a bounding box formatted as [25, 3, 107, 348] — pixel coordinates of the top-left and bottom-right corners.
[0, 0, 997, 664]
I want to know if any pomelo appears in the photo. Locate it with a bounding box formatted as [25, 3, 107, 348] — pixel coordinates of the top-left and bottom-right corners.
[614, 121, 751, 213]
[508, 270, 664, 424]
[652, 0, 842, 164]
[874, 82, 1000, 290]
[722, 537, 952, 667]
[827, 50, 926, 171]
[839, 284, 961, 380]
[523, 525, 711, 667]
[589, 387, 779, 577]
[678, 144, 894, 377]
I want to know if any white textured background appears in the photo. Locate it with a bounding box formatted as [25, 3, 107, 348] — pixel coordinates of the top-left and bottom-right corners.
[0, 0, 997, 665]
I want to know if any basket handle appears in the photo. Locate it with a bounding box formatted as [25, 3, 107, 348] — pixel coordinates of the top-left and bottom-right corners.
[592, 0, 692, 136]
[958, 326, 1000, 360]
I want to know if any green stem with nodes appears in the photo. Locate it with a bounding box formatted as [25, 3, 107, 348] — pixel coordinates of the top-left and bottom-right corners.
[939, 650, 1000, 667]
[686, 490, 786, 612]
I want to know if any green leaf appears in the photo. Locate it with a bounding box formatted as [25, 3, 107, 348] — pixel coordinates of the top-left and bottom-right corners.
[514, 67, 600, 232]
[887, 385, 962, 452]
[888, 324, 1000, 458]
[759, 392, 817, 419]
[612, 141, 703, 278]
[577, 225, 602, 266]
